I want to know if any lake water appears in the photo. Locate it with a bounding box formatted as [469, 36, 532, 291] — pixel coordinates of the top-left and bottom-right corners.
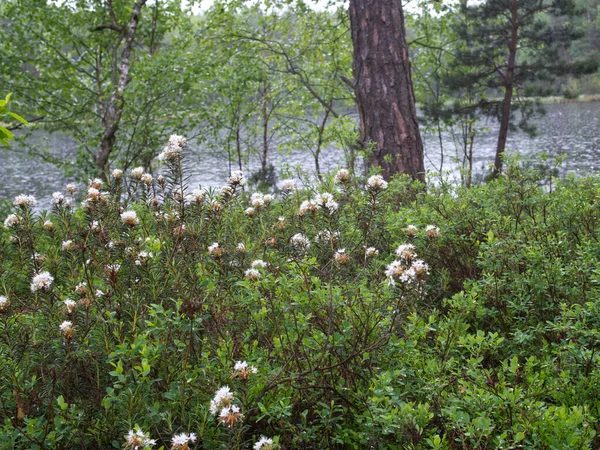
[2, 101, 599, 210]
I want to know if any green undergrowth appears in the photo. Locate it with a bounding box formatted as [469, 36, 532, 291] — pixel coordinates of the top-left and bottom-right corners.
[1, 150, 600, 449]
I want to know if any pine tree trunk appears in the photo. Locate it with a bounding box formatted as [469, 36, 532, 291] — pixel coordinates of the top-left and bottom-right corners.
[493, 0, 519, 179]
[349, 0, 424, 182]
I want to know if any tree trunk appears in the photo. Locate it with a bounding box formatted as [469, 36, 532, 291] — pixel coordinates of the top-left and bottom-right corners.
[492, 0, 519, 179]
[349, 0, 425, 182]
[95, 0, 148, 176]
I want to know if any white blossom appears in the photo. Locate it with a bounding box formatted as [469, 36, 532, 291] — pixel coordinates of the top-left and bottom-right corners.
[280, 179, 298, 191]
[171, 432, 197, 450]
[219, 405, 243, 427]
[51, 192, 68, 207]
[250, 192, 265, 208]
[111, 169, 124, 179]
[208, 242, 223, 257]
[64, 299, 77, 314]
[0, 295, 9, 312]
[121, 210, 139, 226]
[62, 240, 74, 251]
[395, 244, 416, 261]
[405, 225, 419, 237]
[125, 429, 156, 450]
[131, 167, 145, 180]
[334, 168, 351, 184]
[298, 199, 318, 217]
[31, 271, 54, 292]
[425, 225, 440, 239]
[228, 170, 245, 185]
[245, 268, 261, 280]
[367, 174, 388, 191]
[158, 134, 187, 161]
[251, 259, 267, 269]
[59, 320, 74, 339]
[254, 437, 275, 450]
[290, 233, 310, 252]
[314, 192, 339, 213]
[186, 188, 205, 204]
[141, 173, 153, 185]
[4, 214, 20, 229]
[14, 194, 36, 208]
[209, 386, 233, 415]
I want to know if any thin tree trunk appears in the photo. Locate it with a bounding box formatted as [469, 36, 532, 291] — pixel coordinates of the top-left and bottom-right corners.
[493, 0, 519, 179]
[95, 0, 148, 176]
[261, 83, 269, 172]
[349, 0, 425, 182]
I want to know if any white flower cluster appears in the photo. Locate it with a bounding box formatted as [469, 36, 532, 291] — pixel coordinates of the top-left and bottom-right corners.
[385, 244, 429, 286]
[141, 173, 153, 185]
[298, 199, 317, 217]
[59, 320, 74, 339]
[315, 230, 340, 244]
[209, 386, 244, 427]
[31, 271, 54, 293]
[111, 169, 124, 179]
[233, 360, 258, 380]
[125, 429, 156, 449]
[250, 192, 274, 209]
[185, 188, 206, 205]
[171, 432, 196, 450]
[130, 167, 146, 180]
[228, 170, 245, 186]
[313, 192, 339, 214]
[334, 248, 349, 264]
[405, 225, 418, 237]
[158, 134, 188, 162]
[425, 225, 440, 239]
[121, 210, 139, 226]
[365, 247, 379, 258]
[298, 193, 339, 216]
[14, 194, 36, 208]
[62, 240, 74, 251]
[82, 186, 109, 207]
[290, 233, 310, 253]
[334, 168, 351, 184]
[208, 242, 224, 257]
[280, 179, 298, 191]
[395, 243, 416, 262]
[64, 299, 77, 314]
[246, 260, 267, 280]
[66, 183, 78, 194]
[254, 436, 275, 450]
[4, 214, 20, 229]
[51, 192, 71, 208]
[89, 178, 104, 189]
[367, 174, 388, 191]
[0, 295, 9, 312]
[135, 251, 153, 266]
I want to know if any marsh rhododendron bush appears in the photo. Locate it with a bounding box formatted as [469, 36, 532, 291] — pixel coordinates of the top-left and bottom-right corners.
[1, 140, 600, 448]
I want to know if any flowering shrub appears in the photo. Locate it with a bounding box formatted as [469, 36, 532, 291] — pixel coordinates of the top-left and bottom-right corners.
[0, 147, 599, 448]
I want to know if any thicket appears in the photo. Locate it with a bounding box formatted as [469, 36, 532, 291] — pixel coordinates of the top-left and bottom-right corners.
[1, 142, 600, 449]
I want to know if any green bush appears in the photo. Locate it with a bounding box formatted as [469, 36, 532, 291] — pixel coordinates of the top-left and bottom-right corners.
[1, 143, 599, 449]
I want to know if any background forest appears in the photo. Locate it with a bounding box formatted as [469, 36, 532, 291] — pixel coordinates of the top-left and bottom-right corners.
[1, 0, 600, 187]
[3, 1, 600, 449]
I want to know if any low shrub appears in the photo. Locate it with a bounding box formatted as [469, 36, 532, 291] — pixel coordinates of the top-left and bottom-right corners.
[1, 141, 599, 449]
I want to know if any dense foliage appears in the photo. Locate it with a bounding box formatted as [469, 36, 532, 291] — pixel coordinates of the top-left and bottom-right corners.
[1, 141, 600, 449]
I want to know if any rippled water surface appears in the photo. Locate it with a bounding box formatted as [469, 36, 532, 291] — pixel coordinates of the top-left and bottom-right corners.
[1, 101, 599, 209]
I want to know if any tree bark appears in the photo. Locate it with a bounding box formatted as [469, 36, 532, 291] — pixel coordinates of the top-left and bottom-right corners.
[349, 0, 425, 182]
[95, 0, 148, 176]
[492, 0, 519, 179]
